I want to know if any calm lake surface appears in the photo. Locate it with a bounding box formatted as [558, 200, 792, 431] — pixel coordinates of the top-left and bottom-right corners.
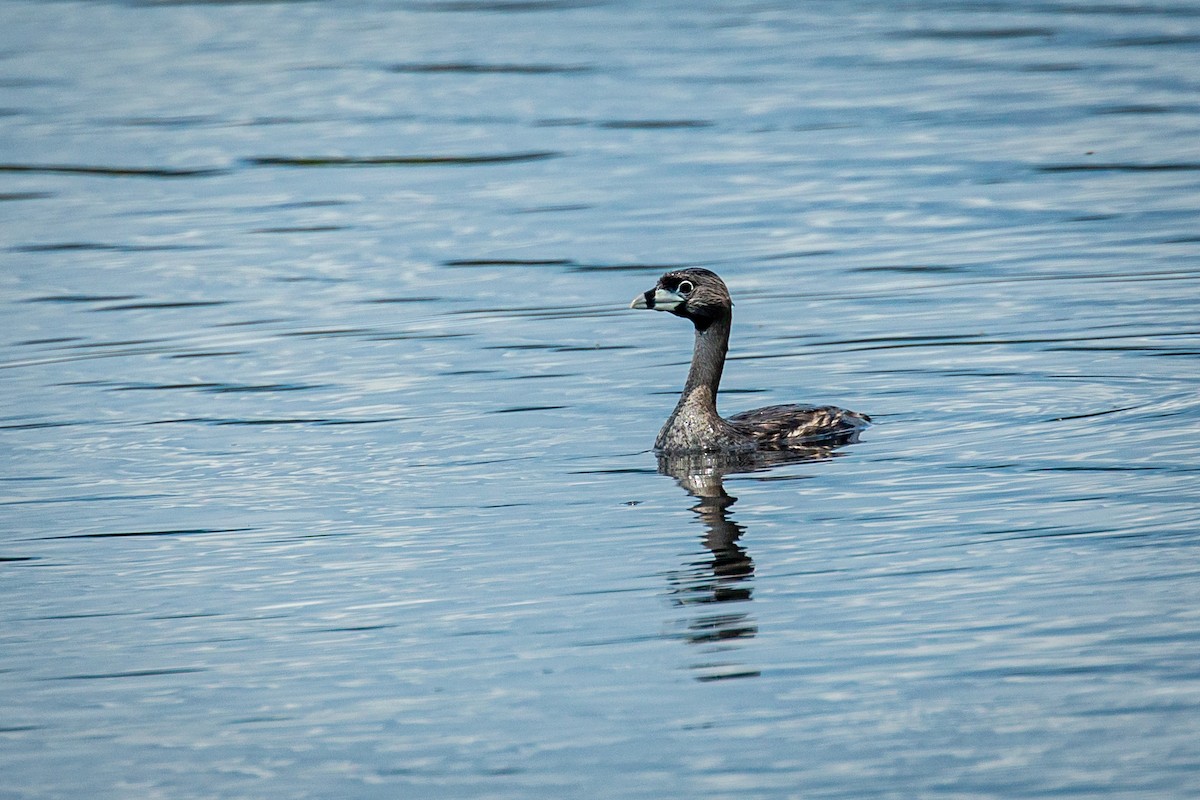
[3, 1, 1199, 797]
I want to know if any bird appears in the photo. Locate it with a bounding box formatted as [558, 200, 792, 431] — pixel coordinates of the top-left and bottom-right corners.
[630, 268, 868, 454]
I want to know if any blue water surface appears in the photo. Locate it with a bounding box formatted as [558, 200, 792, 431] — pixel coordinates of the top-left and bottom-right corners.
[2, 1, 1199, 797]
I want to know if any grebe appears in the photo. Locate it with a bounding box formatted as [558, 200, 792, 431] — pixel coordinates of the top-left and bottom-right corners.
[630, 268, 868, 454]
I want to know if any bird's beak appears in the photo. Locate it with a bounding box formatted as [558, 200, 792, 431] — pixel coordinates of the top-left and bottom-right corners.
[630, 287, 685, 312]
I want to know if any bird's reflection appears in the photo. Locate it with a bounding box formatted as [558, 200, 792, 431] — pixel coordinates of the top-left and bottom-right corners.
[656, 446, 845, 681]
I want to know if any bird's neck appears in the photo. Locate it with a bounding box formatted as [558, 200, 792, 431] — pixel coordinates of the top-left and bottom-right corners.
[671, 313, 731, 424]
[655, 311, 743, 453]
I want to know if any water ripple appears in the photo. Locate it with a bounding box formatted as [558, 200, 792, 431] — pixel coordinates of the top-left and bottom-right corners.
[0, 162, 225, 177]
[245, 152, 561, 167]
[410, 0, 601, 11]
[387, 61, 593, 74]
[45, 527, 254, 540]
[1038, 161, 1200, 173]
[12, 242, 208, 253]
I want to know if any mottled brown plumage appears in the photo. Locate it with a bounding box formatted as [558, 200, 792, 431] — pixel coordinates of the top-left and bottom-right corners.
[630, 268, 868, 454]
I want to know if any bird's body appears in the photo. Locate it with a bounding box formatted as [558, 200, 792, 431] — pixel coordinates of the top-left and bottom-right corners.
[630, 268, 868, 454]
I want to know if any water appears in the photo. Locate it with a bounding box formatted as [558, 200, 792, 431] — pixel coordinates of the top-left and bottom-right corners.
[3, 0, 1199, 797]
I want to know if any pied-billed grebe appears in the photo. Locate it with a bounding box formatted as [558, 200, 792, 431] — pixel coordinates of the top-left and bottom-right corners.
[630, 268, 869, 454]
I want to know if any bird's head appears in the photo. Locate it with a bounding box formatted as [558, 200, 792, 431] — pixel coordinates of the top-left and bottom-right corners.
[629, 268, 732, 331]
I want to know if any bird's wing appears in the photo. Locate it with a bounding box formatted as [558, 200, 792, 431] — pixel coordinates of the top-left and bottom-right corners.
[727, 404, 869, 446]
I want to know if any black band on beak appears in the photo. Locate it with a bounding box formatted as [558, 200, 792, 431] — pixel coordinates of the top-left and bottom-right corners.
[642, 289, 656, 309]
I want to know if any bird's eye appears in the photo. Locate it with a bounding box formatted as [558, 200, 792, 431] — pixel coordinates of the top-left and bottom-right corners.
[677, 280, 694, 295]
